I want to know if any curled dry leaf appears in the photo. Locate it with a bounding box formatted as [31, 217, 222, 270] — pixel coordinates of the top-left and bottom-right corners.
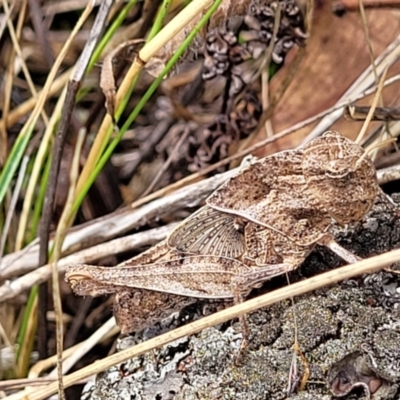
[328, 351, 393, 398]
[100, 39, 145, 118]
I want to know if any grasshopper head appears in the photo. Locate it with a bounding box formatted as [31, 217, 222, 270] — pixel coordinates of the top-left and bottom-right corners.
[302, 131, 379, 225]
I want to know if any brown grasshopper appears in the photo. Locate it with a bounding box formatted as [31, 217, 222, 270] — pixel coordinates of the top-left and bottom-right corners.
[66, 208, 312, 335]
[66, 131, 380, 336]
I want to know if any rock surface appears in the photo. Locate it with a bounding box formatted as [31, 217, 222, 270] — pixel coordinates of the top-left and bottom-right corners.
[82, 193, 400, 400]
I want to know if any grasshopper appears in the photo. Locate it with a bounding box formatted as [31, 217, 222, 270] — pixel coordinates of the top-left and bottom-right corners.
[66, 131, 380, 336]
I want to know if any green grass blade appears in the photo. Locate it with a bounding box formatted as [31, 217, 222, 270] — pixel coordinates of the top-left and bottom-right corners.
[148, 0, 171, 40]
[28, 152, 52, 243]
[0, 128, 33, 207]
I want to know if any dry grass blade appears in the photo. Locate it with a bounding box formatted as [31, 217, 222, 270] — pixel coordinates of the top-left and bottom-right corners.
[358, 0, 377, 81]
[6, 248, 400, 400]
[302, 33, 400, 143]
[28, 320, 118, 379]
[0, 378, 58, 391]
[49, 129, 85, 399]
[100, 39, 145, 118]
[1, 0, 49, 126]
[356, 66, 389, 144]
[48, 318, 117, 378]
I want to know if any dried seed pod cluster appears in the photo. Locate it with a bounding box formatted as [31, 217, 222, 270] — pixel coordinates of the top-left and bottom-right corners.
[186, 90, 263, 173]
[251, 0, 306, 59]
[203, 0, 307, 93]
[190, 0, 306, 172]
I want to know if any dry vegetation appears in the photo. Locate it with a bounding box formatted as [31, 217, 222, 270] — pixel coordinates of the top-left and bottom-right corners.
[1, 0, 400, 399]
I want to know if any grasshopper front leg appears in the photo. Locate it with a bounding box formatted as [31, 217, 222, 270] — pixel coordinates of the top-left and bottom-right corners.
[232, 263, 298, 295]
[317, 234, 361, 264]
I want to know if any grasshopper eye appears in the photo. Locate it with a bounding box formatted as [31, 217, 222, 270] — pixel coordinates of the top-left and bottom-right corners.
[323, 160, 352, 179]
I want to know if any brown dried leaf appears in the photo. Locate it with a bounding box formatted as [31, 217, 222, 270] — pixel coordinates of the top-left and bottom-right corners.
[269, 7, 400, 152]
[100, 39, 145, 118]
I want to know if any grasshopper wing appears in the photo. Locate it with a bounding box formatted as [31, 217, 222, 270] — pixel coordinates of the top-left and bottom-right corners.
[168, 206, 245, 258]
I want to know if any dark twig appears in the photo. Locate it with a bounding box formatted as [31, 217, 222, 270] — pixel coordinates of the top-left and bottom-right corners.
[332, 0, 400, 14]
[37, 0, 113, 359]
[142, 126, 191, 197]
[346, 105, 400, 121]
[28, 0, 54, 67]
[64, 297, 93, 349]
[129, 117, 175, 176]
[38, 82, 77, 359]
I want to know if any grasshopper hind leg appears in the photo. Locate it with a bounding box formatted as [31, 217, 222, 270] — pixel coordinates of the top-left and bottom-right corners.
[233, 292, 250, 366]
